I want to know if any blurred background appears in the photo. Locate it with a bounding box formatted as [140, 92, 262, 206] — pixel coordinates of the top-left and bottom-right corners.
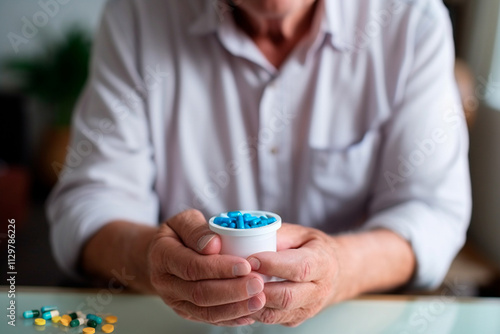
[0, 0, 499, 296]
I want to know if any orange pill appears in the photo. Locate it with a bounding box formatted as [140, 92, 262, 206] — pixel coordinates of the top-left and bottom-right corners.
[102, 324, 114, 333]
[105, 316, 117, 324]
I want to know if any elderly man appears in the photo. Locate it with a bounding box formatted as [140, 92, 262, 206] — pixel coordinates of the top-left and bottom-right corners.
[47, 0, 471, 327]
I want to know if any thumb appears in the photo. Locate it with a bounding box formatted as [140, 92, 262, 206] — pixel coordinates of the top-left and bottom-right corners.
[165, 209, 221, 255]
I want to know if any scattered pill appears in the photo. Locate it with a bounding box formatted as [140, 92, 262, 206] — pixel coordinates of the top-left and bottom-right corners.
[23, 310, 40, 319]
[60, 318, 70, 326]
[86, 314, 102, 324]
[25, 305, 116, 331]
[41, 306, 57, 313]
[42, 310, 60, 320]
[70, 317, 85, 327]
[102, 324, 115, 333]
[105, 315, 118, 324]
[87, 319, 97, 328]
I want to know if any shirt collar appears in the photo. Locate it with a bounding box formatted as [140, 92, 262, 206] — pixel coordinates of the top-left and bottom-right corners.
[189, 0, 350, 52]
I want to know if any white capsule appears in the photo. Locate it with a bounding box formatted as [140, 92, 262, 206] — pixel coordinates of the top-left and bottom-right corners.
[42, 310, 60, 320]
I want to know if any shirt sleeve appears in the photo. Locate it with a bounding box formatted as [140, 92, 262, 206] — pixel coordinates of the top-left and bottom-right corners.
[46, 0, 159, 279]
[362, 2, 471, 289]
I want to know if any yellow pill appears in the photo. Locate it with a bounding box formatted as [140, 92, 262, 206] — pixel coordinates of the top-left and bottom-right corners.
[34, 318, 46, 326]
[60, 318, 70, 326]
[52, 315, 61, 323]
[82, 327, 95, 334]
[62, 314, 72, 322]
[102, 324, 114, 333]
[105, 316, 117, 324]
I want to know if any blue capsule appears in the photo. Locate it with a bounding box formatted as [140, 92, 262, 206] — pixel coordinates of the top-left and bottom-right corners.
[23, 310, 40, 319]
[227, 211, 242, 218]
[214, 217, 231, 225]
[42, 310, 59, 320]
[214, 212, 275, 229]
[267, 217, 277, 224]
[41, 306, 57, 313]
[236, 215, 245, 229]
[86, 314, 102, 324]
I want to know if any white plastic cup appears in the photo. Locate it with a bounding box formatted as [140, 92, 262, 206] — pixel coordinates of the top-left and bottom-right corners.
[209, 210, 282, 282]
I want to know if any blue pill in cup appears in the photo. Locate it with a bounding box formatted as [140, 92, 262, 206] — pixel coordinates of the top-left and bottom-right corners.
[209, 210, 283, 282]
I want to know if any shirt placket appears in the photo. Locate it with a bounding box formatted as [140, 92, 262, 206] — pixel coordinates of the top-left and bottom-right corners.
[258, 76, 288, 215]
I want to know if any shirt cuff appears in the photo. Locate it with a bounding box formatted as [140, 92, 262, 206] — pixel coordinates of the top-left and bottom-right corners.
[361, 201, 468, 290]
[46, 189, 159, 280]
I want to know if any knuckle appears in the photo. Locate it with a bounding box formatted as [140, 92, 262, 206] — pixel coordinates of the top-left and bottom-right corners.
[259, 308, 279, 324]
[184, 257, 199, 281]
[209, 256, 226, 277]
[297, 258, 312, 281]
[191, 283, 207, 306]
[149, 272, 163, 288]
[184, 209, 205, 224]
[280, 287, 294, 310]
[200, 306, 217, 323]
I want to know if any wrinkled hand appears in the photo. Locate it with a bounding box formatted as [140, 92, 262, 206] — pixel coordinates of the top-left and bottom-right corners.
[148, 210, 266, 326]
[247, 223, 340, 327]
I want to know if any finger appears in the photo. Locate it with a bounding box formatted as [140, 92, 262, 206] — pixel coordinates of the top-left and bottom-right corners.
[150, 236, 251, 280]
[172, 309, 255, 327]
[172, 292, 266, 324]
[164, 274, 264, 307]
[165, 209, 221, 255]
[215, 318, 255, 327]
[276, 223, 314, 250]
[247, 241, 329, 282]
[261, 281, 317, 310]
[251, 307, 310, 327]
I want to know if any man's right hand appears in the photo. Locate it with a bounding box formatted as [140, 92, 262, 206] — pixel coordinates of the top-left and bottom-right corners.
[148, 209, 266, 326]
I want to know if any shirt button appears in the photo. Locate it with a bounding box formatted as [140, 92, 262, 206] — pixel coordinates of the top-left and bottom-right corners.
[270, 146, 279, 155]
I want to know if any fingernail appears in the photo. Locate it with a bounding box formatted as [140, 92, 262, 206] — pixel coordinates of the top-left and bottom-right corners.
[197, 234, 216, 251]
[233, 262, 250, 276]
[246, 278, 263, 296]
[247, 257, 261, 271]
[248, 295, 264, 312]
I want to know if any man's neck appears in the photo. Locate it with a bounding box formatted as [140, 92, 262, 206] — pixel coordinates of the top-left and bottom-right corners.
[232, 1, 319, 69]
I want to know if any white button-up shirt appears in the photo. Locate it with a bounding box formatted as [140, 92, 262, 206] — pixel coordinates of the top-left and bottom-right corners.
[47, 0, 471, 289]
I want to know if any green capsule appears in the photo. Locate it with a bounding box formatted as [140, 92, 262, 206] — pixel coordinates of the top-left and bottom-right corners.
[68, 312, 77, 320]
[86, 314, 102, 324]
[69, 318, 84, 327]
[23, 310, 40, 319]
[87, 319, 97, 328]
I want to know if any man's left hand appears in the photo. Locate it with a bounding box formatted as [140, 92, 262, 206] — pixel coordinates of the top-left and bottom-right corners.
[247, 223, 340, 327]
